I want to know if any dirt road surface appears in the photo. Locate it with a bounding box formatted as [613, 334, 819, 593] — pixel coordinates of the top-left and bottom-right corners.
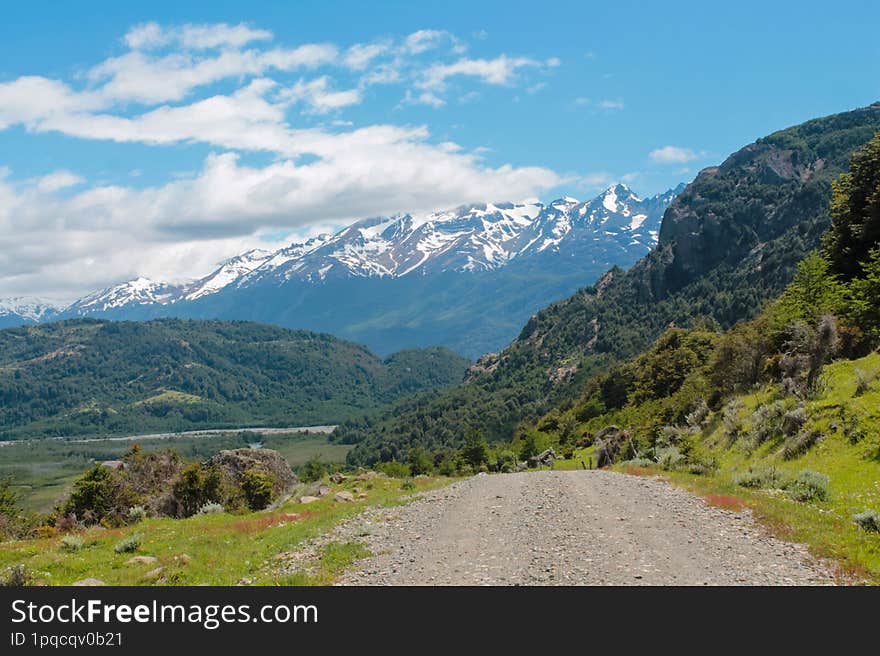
[333, 470, 834, 585]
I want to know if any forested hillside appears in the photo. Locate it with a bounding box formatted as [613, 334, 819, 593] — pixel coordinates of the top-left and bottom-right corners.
[338, 102, 880, 465]
[0, 319, 469, 439]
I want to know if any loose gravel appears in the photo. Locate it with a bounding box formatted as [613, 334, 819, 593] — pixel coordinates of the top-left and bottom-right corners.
[294, 470, 836, 585]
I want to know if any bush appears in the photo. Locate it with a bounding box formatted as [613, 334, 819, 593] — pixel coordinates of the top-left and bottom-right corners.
[734, 466, 786, 489]
[619, 457, 655, 468]
[241, 469, 275, 511]
[655, 447, 685, 470]
[375, 461, 411, 478]
[781, 406, 806, 436]
[113, 533, 142, 554]
[1, 564, 34, 586]
[685, 400, 710, 429]
[785, 470, 829, 502]
[171, 464, 222, 517]
[854, 368, 876, 396]
[494, 450, 516, 473]
[400, 479, 417, 491]
[853, 509, 880, 532]
[60, 534, 85, 552]
[301, 454, 326, 483]
[722, 400, 743, 442]
[127, 505, 147, 523]
[197, 502, 225, 515]
[748, 401, 786, 445]
[782, 429, 822, 459]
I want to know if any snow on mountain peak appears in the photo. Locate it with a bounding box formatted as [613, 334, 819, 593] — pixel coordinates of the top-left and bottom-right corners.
[50, 183, 683, 315]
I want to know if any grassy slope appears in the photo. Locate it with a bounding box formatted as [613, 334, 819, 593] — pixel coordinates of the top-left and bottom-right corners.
[0, 475, 451, 586]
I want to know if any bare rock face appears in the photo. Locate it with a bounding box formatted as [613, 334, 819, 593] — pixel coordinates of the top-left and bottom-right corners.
[206, 448, 299, 497]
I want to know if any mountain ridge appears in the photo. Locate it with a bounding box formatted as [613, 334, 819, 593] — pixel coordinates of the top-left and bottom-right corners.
[2, 183, 683, 357]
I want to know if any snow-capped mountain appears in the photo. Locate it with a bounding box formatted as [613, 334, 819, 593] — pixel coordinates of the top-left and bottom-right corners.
[0, 297, 61, 325]
[13, 182, 683, 356]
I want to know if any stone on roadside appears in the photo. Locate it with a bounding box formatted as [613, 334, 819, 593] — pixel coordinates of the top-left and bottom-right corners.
[143, 567, 164, 581]
[334, 491, 355, 503]
[72, 578, 105, 586]
[329, 473, 348, 484]
[299, 495, 320, 504]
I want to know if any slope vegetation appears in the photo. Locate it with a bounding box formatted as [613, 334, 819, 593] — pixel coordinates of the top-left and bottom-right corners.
[0, 319, 469, 439]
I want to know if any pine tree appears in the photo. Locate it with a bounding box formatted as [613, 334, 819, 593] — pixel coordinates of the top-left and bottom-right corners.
[825, 132, 880, 278]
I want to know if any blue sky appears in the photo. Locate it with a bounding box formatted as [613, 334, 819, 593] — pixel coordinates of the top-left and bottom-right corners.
[1, 0, 878, 299]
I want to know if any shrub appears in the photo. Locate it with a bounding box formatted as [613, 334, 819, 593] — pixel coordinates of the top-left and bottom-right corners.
[407, 446, 434, 476]
[494, 450, 516, 473]
[853, 509, 880, 532]
[375, 461, 411, 478]
[854, 369, 872, 395]
[782, 429, 822, 459]
[1, 564, 34, 587]
[127, 505, 147, 523]
[400, 479, 417, 491]
[722, 399, 743, 442]
[171, 464, 222, 517]
[60, 534, 85, 552]
[734, 466, 785, 489]
[241, 469, 275, 511]
[655, 447, 685, 470]
[687, 459, 717, 476]
[685, 400, 710, 429]
[301, 454, 326, 483]
[781, 406, 806, 436]
[785, 470, 829, 502]
[113, 533, 142, 554]
[197, 502, 225, 515]
[619, 457, 654, 468]
[748, 401, 786, 445]
[62, 465, 131, 525]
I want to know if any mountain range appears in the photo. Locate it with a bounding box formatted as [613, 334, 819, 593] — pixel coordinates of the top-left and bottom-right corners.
[337, 101, 880, 464]
[0, 183, 682, 358]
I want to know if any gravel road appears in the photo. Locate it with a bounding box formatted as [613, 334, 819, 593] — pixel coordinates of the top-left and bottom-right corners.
[331, 470, 834, 585]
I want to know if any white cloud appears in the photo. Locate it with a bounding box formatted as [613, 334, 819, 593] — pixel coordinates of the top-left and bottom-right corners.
[125, 22, 273, 50]
[403, 90, 446, 108]
[343, 41, 391, 70]
[37, 171, 85, 193]
[282, 77, 362, 114]
[0, 22, 565, 299]
[598, 99, 624, 110]
[649, 145, 698, 164]
[403, 30, 451, 54]
[420, 55, 548, 91]
[86, 44, 338, 105]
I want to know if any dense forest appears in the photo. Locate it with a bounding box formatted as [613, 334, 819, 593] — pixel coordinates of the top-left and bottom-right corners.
[336, 102, 880, 465]
[0, 319, 469, 439]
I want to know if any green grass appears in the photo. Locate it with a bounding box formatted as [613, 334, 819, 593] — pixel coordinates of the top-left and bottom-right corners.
[0, 475, 451, 586]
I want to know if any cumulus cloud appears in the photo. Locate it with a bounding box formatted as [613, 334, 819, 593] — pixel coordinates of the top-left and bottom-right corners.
[649, 145, 699, 164]
[0, 21, 565, 299]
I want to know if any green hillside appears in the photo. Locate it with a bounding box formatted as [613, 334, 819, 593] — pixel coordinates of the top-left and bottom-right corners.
[0, 318, 469, 439]
[339, 102, 880, 465]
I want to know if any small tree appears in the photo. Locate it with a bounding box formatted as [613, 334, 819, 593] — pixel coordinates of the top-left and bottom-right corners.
[460, 428, 489, 469]
[241, 469, 275, 511]
[301, 454, 326, 483]
[407, 446, 434, 476]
